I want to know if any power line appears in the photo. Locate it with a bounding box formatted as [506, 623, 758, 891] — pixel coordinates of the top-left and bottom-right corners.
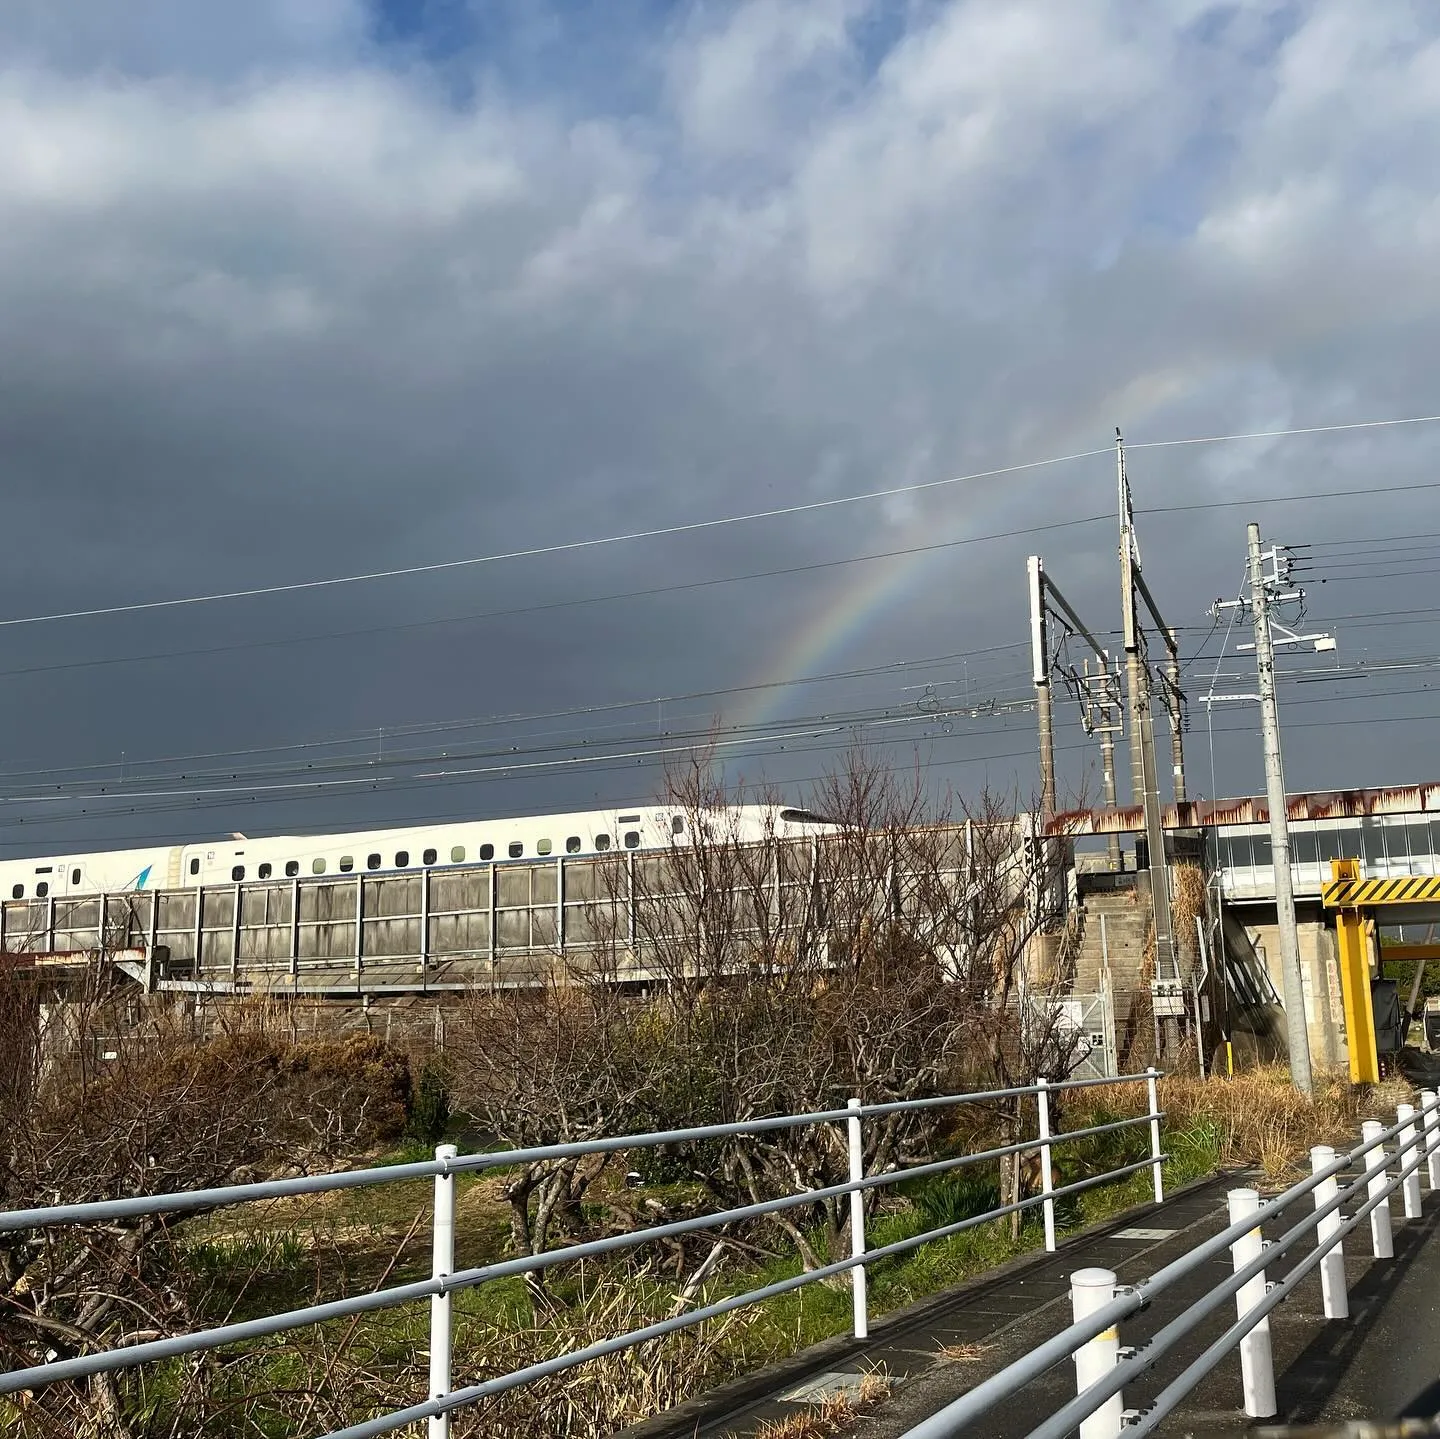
[1139, 477, 1440, 517]
[1130, 413, 1440, 449]
[8, 410, 1440, 633]
[0, 529, 1071, 683]
[0, 450, 1113, 630]
[1304, 531, 1440, 548]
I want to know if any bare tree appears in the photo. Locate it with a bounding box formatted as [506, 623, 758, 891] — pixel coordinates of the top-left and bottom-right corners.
[449, 748, 1080, 1280]
[0, 962, 413, 1438]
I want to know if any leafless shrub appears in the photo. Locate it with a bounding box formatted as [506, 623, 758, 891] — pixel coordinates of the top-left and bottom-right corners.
[0, 966, 412, 1437]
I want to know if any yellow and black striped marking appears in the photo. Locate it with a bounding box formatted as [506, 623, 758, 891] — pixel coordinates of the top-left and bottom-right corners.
[1322, 873, 1440, 909]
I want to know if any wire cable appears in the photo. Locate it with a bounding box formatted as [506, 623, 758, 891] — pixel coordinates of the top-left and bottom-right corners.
[1129, 413, 1440, 449]
[0, 452, 1113, 629]
[8, 410, 1440, 632]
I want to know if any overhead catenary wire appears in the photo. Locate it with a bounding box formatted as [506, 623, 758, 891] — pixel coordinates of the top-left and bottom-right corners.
[0, 697, 1038, 809]
[6, 685, 1439, 849]
[4, 634, 1436, 814]
[6, 646, 1439, 818]
[0, 724, 1064, 846]
[0, 644, 1030, 787]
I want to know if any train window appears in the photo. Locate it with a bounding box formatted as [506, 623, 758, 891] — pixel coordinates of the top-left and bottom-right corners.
[451, 845, 466, 863]
[566, 836, 581, 853]
[259, 863, 272, 880]
[286, 861, 300, 877]
[231, 866, 245, 882]
[479, 843, 494, 861]
[537, 838, 552, 856]
[72, 867, 82, 884]
[623, 831, 640, 849]
[395, 851, 409, 867]
[313, 858, 327, 874]
[339, 856, 354, 873]
[189, 857, 201, 876]
[367, 853, 382, 870]
[36, 881, 48, 898]
[423, 848, 437, 865]
[671, 816, 685, 835]
[508, 841, 523, 858]
[595, 833, 611, 851]
[10, 884, 22, 899]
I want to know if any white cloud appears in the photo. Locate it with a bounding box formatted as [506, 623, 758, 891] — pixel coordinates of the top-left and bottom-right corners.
[4, 0, 1440, 807]
[666, 0, 862, 157]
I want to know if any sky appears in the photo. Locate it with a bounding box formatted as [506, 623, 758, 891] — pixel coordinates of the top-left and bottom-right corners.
[3, 0, 1440, 856]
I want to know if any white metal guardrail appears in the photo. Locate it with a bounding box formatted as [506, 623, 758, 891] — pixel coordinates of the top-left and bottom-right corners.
[0, 1071, 1165, 1437]
[898, 1088, 1440, 1439]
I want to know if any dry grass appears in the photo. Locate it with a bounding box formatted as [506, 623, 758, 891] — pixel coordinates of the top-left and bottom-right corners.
[750, 1373, 892, 1439]
[937, 1341, 994, 1363]
[1081, 1065, 1416, 1181]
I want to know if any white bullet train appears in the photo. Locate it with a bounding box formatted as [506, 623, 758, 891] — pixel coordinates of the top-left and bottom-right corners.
[0, 804, 836, 902]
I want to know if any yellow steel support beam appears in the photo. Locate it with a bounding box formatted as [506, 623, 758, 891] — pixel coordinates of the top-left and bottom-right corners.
[1378, 943, 1440, 963]
[1329, 859, 1381, 1085]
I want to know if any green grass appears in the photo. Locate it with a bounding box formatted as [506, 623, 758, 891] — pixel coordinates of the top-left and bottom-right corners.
[706, 1112, 1225, 1359]
[95, 1114, 1225, 1437]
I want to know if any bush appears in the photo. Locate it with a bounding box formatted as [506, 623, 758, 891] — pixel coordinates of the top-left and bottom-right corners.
[279, 1033, 414, 1144]
[408, 1060, 452, 1145]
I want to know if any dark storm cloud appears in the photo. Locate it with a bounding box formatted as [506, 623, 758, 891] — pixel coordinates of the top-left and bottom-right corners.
[2, 0, 1439, 855]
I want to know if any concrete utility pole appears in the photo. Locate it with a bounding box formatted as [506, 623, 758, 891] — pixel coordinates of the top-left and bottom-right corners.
[1166, 637, 1187, 805]
[1115, 433, 1181, 1054]
[1029, 555, 1057, 820]
[1246, 521, 1314, 1097]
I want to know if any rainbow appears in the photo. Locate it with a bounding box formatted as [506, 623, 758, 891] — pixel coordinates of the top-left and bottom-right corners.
[726, 445, 1114, 737]
[731, 548, 930, 732]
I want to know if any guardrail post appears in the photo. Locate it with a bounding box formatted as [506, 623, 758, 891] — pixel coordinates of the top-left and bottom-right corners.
[1398, 1103, 1423, 1219]
[1310, 1145, 1348, 1319]
[1037, 1077, 1056, 1253]
[429, 1143, 458, 1439]
[1070, 1268, 1122, 1439]
[1423, 1089, 1440, 1191]
[1146, 1067, 1164, 1203]
[1362, 1120, 1394, 1259]
[847, 1097, 868, 1340]
[1228, 1187, 1276, 1418]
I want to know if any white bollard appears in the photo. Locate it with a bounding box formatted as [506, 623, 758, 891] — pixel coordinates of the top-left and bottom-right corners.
[1421, 1089, 1440, 1191]
[1361, 1120, 1394, 1259]
[847, 1098, 868, 1339]
[1147, 1067, 1164, 1204]
[1038, 1078, 1057, 1253]
[1398, 1104, 1423, 1219]
[1228, 1188, 1277, 1419]
[429, 1143, 458, 1439]
[1071, 1268, 1123, 1439]
[1310, 1146, 1348, 1319]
